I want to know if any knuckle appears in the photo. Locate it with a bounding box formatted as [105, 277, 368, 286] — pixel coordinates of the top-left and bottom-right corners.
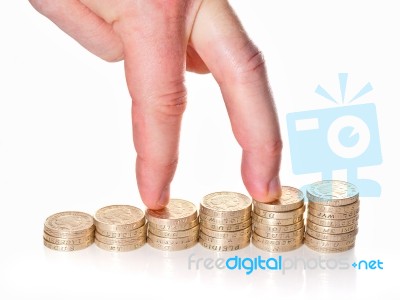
[157, 92, 187, 117]
[238, 46, 266, 75]
[137, 88, 187, 118]
[223, 41, 267, 85]
[265, 138, 283, 157]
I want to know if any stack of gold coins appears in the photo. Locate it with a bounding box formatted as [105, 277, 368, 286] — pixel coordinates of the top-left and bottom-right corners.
[94, 205, 147, 252]
[252, 186, 305, 252]
[305, 180, 359, 253]
[43, 211, 95, 251]
[199, 192, 252, 251]
[146, 199, 199, 251]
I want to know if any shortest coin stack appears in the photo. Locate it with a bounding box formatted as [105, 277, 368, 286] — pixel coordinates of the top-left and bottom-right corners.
[94, 205, 147, 252]
[305, 180, 359, 253]
[252, 186, 305, 252]
[199, 192, 252, 252]
[43, 211, 95, 251]
[146, 199, 199, 251]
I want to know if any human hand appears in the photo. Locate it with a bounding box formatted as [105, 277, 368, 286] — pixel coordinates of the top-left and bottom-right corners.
[29, 0, 282, 209]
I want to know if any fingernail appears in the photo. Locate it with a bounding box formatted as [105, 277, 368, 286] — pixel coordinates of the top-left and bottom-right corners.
[156, 187, 170, 208]
[268, 176, 281, 200]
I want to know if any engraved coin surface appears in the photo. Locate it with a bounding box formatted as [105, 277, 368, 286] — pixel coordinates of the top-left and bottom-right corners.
[93, 206, 147, 252]
[147, 237, 198, 251]
[199, 238, 250, 252]
[199, 192, 252, 251]
[149, 224, 199, 238]
[145, 199, 199, 251]
[145, 199, 197, 225]
[305, 182, 360, 253]
[253, 205, 305, 219]
[251, 186, 305, 252]
[148, 217, 199, 231]
[95, 205, 145, 229]
[201, 192, 251, 214]
[44, 211, 94, 237]
[94, 238, 146, 252]
[308, 200, 360, 213]
[43, 238, 93, 251]
[307, 180, 359, 205]
[253, 186, 304, 212]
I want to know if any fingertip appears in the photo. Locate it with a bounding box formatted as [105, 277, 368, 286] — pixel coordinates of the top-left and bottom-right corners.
[243, 174, 282, 204]
[141, 187, 170, 210]
[156, 187, 170, 209]
[266, 176, 282, 202]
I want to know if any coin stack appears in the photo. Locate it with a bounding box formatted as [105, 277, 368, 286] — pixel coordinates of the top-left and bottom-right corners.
[252, 186, 305, 252]
[94, 205, 147, 252]
[305, 180, 359, 253]
[43, 211, 95, 251]
[146, 199, 199, 251]
[199, 192, 252, 251]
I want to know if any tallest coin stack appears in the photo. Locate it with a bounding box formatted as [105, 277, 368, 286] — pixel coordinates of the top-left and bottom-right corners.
[305, 180, 360, 253]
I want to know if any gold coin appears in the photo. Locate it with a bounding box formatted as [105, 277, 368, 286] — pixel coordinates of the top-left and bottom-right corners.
[306, 227, 358, 242]
[147, 232, 198, 245]
[199, 225, 252, 239]
[95, 232, 146, 245]
[307, 214, 358, 227]
[199, 237, 250, 252]
[145, 199, 197, 226]
[251, 232, 303, 247]
[43, 238, 93, 251]
[199, 213, 251, 225]
[308, 200, 360, 213]
[43, 231, 94, 245]
[148, 217, 199, 231]
[307, 206, 359, 220]
[305, 240, 355, 253]
[254, 226, 304, 240]
[252, 220, 304, 233]
[199, 231, 250, 245]
[95, 222, 148, 238]
[200, 192, 252, 217]
[94, 238, 146, 252]
[44, 211, 94, 238]
[252, 212, 303, 226]
[307, 180, 359, 206]
[304, 233, 356, 248]
[252, 237, 303, 252]
[253, 186, 304, 212]
[149, 224, 199, 238]
[253, 205, 305, 219]
[306, 220, 357, 235]
[200, 217, 252, 232]
[94, 205, 145, 232]
[147, 237, 197, 251]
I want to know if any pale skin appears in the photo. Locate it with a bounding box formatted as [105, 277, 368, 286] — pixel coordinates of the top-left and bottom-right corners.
[29, 0, 283, 209]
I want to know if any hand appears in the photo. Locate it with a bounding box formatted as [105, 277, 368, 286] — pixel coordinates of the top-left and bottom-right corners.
[29, 0, 282, 209]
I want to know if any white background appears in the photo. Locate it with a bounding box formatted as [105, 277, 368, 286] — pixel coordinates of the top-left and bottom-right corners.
[1, 0, 399, 299]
